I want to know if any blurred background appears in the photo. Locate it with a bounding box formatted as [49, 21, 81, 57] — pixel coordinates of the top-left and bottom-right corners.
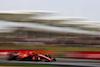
[0, 0, 100, 67]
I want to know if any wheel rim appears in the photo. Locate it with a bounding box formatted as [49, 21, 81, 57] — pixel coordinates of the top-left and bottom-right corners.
[7, 55, 12, 60]
[32, 56, 36, 60]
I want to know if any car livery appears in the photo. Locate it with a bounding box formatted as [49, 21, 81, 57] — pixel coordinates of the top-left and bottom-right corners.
[6, 51, 56, 62]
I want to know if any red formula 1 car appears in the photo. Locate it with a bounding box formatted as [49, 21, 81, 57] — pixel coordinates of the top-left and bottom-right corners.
[6, 51, 56, 62]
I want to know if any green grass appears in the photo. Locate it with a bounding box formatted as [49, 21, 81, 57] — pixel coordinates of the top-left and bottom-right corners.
[0, 64, 61, 67]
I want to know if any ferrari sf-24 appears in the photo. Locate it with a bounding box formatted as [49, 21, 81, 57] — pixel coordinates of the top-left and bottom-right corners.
[6, 51, 56, 62]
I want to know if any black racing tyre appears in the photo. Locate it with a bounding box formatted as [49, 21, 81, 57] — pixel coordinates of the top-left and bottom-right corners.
[32, 54, 38, 61]
[52, 57, 56, 61]
[6, 54, 13, 60]
[16, 56, 22, 61]
[45, 54, 51, 59]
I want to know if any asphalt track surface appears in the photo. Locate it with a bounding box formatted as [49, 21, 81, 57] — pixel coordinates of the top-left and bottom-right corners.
[0, 58, 100, 67]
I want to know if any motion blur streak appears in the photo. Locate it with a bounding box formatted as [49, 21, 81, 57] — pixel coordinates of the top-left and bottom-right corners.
[0, 21, 100, 35]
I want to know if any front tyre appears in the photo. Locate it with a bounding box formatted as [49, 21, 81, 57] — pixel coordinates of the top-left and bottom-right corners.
[32, 54, 38, 61]
[52, 58, 56, 61]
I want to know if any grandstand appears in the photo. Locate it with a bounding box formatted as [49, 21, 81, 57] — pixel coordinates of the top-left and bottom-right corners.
[0, 10, 100, 47]
[0, 27, 99, 47]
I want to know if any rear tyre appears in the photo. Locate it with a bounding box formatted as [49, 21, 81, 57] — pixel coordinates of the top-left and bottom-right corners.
[16, 56, 22, 61]
[6, 54, 13, 60]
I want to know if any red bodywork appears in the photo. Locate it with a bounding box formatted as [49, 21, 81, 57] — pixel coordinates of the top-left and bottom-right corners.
[6, 51, 56, 62]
